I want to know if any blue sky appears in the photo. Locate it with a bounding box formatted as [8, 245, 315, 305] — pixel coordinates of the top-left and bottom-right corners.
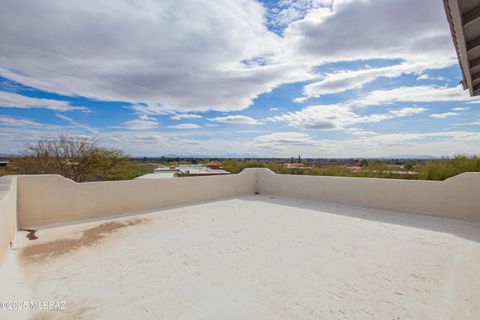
[0, 0, 479, 157]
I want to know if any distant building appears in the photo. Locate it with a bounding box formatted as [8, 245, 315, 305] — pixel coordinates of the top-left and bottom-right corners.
[154, 166, 178, 172]
[136, 166, 179, 179]
[136, 164, 230, 180]
[345, 162, 363, 171]
[283, 163, 305, 169]
[206, 161, 222, 170]
[0, 160, 10, 167]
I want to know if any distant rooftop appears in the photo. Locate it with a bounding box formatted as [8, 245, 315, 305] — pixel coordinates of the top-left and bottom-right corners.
[136, 164, 230, 180]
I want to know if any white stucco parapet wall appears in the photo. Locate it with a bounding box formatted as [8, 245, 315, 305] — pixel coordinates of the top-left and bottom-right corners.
[11, 168, 480, 231]
[256, 169, 480, 222]
[17, 169, 257, 228]
[0, 176, 17, 261]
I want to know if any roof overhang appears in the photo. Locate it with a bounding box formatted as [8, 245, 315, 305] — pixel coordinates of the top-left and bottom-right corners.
[444, 0, 480, 96]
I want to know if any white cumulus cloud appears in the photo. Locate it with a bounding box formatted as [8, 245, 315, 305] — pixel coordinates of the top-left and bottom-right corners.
[430, 112, 460, 119]
[208, 115, 263, 125]
[170, 114, 202, 121]
[0, 0, 458, 113]
[124, 115, 158, 130]
[268, 105, 426, 130]
[0, 115, 41, 127]
[0, 91, 87, 112]
[168, 124, 200, 129]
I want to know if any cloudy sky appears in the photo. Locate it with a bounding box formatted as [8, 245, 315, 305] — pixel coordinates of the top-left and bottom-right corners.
[0, 0, 479, 157]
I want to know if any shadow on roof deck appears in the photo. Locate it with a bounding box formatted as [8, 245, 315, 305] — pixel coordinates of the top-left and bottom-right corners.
[241, 195, 480, 244]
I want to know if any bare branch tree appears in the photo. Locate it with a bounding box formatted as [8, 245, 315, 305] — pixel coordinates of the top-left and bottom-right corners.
[16, 135, 129, 182]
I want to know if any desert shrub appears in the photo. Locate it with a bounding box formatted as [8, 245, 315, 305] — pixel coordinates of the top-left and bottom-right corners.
[417, 155, 479, 181]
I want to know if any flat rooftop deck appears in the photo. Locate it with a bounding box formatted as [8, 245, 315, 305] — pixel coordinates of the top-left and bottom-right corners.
[1, 195, 480, 319]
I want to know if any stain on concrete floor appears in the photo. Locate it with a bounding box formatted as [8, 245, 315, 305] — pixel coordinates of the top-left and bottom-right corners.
[21, 218, 148, 265]
[20, 229, 38, 241]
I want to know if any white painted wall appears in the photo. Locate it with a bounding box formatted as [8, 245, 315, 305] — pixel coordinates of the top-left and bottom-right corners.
[17, 169, 256, 228]
[13, 168, 480, 229]
[0, 176, 17, 261]
[257, 169, 480, 221]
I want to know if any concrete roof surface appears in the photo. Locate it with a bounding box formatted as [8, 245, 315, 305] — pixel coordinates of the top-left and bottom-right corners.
[1, 195, 479, 319]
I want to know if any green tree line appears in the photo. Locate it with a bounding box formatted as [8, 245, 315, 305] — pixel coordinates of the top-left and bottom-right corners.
[221, 155, 480, 181]
[1, 135, 478, 181]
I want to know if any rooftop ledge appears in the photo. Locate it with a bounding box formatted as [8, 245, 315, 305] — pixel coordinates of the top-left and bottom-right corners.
[1, 168, 480, 319]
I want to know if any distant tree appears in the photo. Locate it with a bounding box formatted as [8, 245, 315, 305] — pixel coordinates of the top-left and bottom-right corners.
[417, 155, 479, 180]
[14, 135, 152, 182]
[221, 159, 241, 173]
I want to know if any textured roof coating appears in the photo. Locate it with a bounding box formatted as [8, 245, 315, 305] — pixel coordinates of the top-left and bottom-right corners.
[1, 195, 480, 319]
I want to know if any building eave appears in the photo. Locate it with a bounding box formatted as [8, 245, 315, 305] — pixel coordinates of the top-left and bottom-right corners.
[443, 0, 480, 96]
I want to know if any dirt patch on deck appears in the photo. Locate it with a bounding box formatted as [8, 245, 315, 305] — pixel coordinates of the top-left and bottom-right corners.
[21, 218, 148, 265]
[29, 310, 53, 320]
[29, 304, 96, 320]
